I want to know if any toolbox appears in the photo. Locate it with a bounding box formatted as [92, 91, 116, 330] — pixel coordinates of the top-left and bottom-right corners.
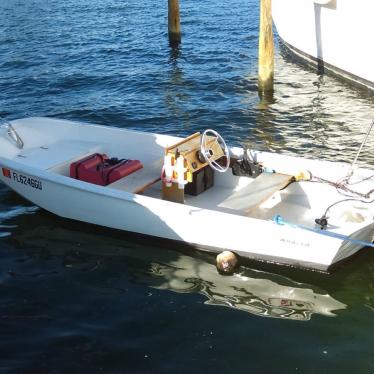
[70, 153, 143, 186]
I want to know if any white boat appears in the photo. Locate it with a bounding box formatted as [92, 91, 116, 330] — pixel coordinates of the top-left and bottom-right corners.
[272, 0, 374, 90]
[1, 117, 374, 271]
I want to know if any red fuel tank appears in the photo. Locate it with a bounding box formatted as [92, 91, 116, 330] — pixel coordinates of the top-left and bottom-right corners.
[70, 153, 109, 179]
[70, 154, 143, 186]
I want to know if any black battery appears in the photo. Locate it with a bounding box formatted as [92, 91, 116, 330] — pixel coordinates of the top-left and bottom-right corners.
[185, 165, 214, 196]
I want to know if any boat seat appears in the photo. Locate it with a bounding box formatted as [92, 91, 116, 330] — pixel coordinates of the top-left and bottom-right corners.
[14, 140, 101, 171]
[107, 156, 164, 194]
[218, 172, 294, 214]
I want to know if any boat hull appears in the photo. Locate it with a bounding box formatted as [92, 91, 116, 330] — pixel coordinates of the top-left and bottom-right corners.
[0, 157, 367, 272]
[1, 117, 373, 272]
[272, 0, 374, 91]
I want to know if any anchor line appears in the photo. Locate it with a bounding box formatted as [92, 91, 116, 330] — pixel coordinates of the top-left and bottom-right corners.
[310, 176, 374, 199]
[308, 119, 374, 210]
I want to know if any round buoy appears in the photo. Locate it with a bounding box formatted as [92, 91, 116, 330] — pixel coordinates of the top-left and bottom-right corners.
[216, 251, 239, 275]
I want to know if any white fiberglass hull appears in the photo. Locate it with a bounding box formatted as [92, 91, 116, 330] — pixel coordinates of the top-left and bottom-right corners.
[272, 0, 374, 90]
[1, 117, 374, 271]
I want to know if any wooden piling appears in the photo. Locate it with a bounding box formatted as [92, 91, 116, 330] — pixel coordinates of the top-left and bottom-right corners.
[168, 0, 181, 46]
[258, 0, 274, 95]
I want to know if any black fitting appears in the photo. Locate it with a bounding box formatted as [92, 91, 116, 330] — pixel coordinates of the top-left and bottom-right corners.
[315, 216, 328, 230]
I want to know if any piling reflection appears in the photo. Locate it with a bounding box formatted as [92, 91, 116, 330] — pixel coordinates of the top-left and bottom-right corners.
[244, 49, 374, 166]
[163, 46, 192, 132]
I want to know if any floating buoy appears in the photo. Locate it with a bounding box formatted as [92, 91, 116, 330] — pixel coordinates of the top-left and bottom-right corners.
[216, 251, 239, 275]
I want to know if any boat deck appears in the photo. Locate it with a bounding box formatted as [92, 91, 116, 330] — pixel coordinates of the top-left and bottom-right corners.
[13, 139, 164, 194]
[142, 172, 294, 217]
[14, 140, 102, 173]
[108, 157, 163, 194]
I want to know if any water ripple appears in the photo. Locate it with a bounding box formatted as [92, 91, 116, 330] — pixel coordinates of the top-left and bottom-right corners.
[0, 0, 374, 372]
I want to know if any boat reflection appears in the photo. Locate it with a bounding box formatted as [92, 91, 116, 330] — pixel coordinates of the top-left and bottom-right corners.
[144, 256, 346, 321]
[6, 212, 346, 322]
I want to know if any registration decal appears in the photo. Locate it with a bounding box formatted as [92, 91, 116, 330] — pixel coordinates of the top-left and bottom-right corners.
[2, 167, 11, 178]
[11, 171, 43, 190]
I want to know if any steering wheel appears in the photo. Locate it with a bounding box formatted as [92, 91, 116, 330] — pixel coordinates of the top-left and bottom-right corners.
[200, 129, 230, 173]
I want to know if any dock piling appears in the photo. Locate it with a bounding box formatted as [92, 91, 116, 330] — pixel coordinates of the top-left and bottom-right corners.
[168, 0, 181, 46]
[258, 0, 274, 96]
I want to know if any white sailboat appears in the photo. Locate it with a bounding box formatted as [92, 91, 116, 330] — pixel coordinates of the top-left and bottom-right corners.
[272, 0, 374, 90]
[0, 117, 373, 271]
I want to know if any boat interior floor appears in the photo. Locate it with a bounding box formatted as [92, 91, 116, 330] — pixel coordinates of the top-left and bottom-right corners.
[8, 133, 373, 232]
[12, 139, 300, 218]
[142, 172, 295, 218]
[16, 140, 102, 172]
[15, 139, 164, 194]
